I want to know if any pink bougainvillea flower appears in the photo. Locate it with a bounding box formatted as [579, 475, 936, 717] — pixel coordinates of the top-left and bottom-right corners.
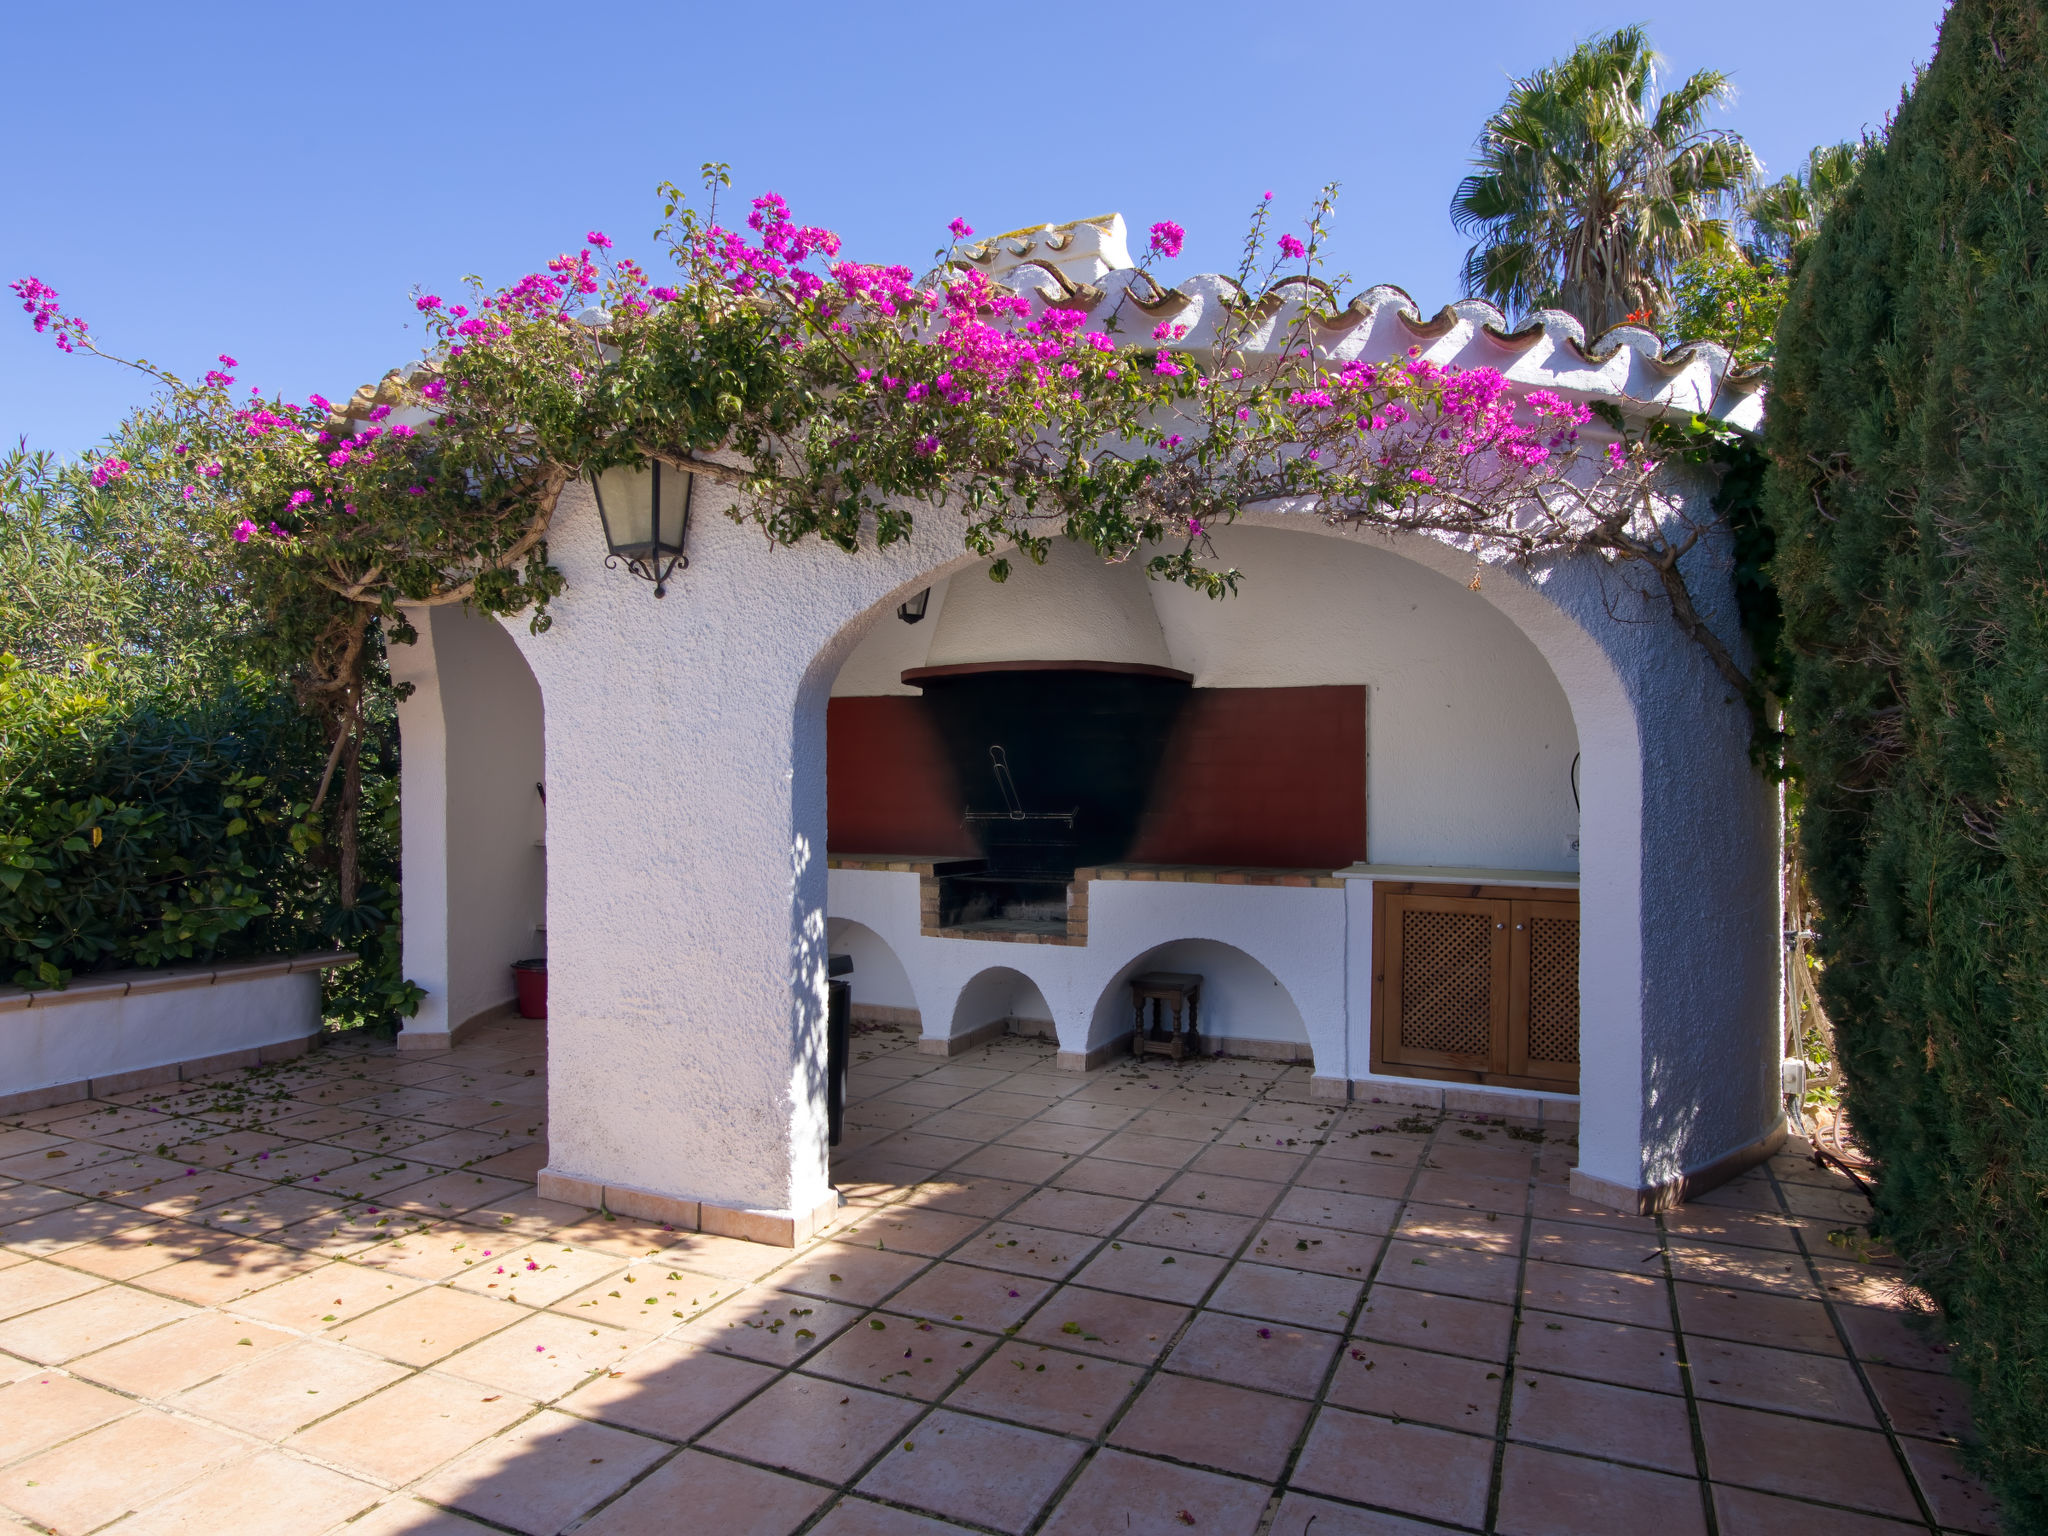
[1148, 219, 1184, 258]
[288, 489, 313, 506]
[89, 458, 130, 488]
[585, 230, 613, 249]
[948, 217, 974, 240]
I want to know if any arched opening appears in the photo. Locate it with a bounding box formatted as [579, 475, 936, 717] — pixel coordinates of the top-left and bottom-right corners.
[1088, 940, 1312, 1063]
[825, 917, 918, 1032]
[951, 966, 1057, 1047]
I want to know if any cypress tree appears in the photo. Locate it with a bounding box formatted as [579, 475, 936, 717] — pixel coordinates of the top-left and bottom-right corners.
[1768, 1, 2048, 1518]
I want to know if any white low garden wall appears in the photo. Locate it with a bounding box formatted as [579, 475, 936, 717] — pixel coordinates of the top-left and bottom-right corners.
[0, 951, 355, 1114]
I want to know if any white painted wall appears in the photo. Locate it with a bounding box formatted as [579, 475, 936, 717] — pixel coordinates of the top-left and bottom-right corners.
[0, 961, 325, 1102]
[829, 528, 1579, 873]
[392, 604, 547, 1045]
[825, 918, 917, 1013]
[403, 282, 1781, 1224]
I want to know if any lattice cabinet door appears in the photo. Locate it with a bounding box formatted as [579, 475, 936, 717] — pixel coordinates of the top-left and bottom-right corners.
[1380, 894, 1510, 1076]
[1508, 899, 1581, 1089]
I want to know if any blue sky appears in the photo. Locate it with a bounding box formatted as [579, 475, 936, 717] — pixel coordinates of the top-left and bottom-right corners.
[5, 2, 1947, 460]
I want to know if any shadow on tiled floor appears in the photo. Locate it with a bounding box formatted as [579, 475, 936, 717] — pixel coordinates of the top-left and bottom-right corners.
[0, 1020, 2002, 1534]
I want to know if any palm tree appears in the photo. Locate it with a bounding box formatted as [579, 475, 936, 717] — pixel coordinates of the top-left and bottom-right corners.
[1743, 140, 1866, 267]
[1452, 26, 1759, 336]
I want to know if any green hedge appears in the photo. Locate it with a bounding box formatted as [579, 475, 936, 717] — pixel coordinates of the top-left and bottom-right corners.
[1765, 0, 2048, 1518]
[0, 656, 409, 1024]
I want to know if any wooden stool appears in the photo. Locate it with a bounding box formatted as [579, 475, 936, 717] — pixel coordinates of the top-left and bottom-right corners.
[1131, 972, 1203, 1061]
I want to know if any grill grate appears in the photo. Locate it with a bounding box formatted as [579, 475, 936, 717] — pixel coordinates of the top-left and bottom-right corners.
[1398, 908, 1495, 1059]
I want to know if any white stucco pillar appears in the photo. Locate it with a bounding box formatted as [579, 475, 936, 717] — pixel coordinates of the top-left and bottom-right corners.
[390, 605, 547, 1051]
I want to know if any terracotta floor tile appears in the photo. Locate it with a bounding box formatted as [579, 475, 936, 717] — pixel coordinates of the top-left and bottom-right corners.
[953, 1221, 1094, 1280]
[2, 1198, 158, 1258]
[1661, 1204, 1801, 1252]
[1120, 1204, 1259, 1256]
[1835, 1303, 1954, 1373]
[1208, 1260, 1360, 1331]
[287, 1370, 535, 1484]
[352, 1225, 513, 1281]
[809, 1496, 983, 1535]
[1112, 1371, 1309, 1480]
[1245, 1221, 1383, 1278]
[889, 1262, 1052, 1331]
[577, 1448, 829, 1536]
[774, 1241, 930, 1308]
[0, 1371, 134, 1463]
[1811, 1259, 1930, 1312]
[437, 1311, 650, 1398]
[1189, 1142, 1306, 1182]
[1049, 1158, 1173, 1202]
[229, 1260, 425, 1328]
[1293, 1404, 1495, 1526]
[5, 1408, 244, 1535]
[1524, 1258, 1671, 1326]
[0, 1183, 87, 1224]
[1036, 1447, 1268, 1535]
[1006, 1186, 1139, 1237]
[0, 1128, 69, 1159]
[450, 1243, 623, 1307]
[1385, 1239, 1520, 1302]
[1269, 1491, 1462, 1534]
[328, 1283, 522, 1364]
[73, 1310, 295, 1396]
[1513, 1311, 1682, 1393]
[1697, 1401, 1920, 1519]
[196, 1182, 356, 1236]
[944, 1143, 1071, 1182]
[1896, 1434, 2002, 1533]
[804, 1312, 992, 1400]
[1157, 1171, 1285, 1218]
[324, 1117, 445, 1154]
[1327, 1339, 1504, 1432]
[176, 1337, 409, 1438]
[1676, 1283, 1845, 1354]
[371, 1170, 531, 1219]
[1355, 1283, 1515, 1361]
[1864, 1360, 1975, 1444]
[1095, 1131, 1207, 1169]
[1297, 1157, 1414, 1199]
[127, 1168, 274, 1218]
[1495, 1442, 1708, 1536]
[469, 1143, 550, 1180]
[1273, 1185, 1401, 1235]
[1710, 1483, 1923, 1534]
[0, 1256, 105, 1319]
[52, 1218, 222, 1280]
[1525, 1218, 1662, 1270]
[1409, 1169, 1529, 1216]
[560, 1338, 777, 1436]
[228, 1139, 364, 1182]
[699, 1374, 922, 1483]
[1017, 1287, 1188, 1365]
[1509, 1371, 1695, 1473]
[0, 1140, 127, 1181]
[415, 1407, 668, 1535]
[997, 1119, 1110, 1156]
[552, 1269, 711, 1331]
[1688, 1335, 1876, 1424]
[0, 1281, 191, 1363]
[944, 1339, 1139, 1435]
[136, 1238, 326, 1305]
[337, 1497, 506, 1534]
[111, 1447, 381, 1536]
[1071, 1240, 1225, 1305]
[1165, 1309, 1337, 1398]
[1395, 1203, 1523, 1254]
[668, 1288, 860, 1366]
[652, 1228, 794, 1280]
[894, 1174, 1032, 1217]
[1667, 1240, 1821, 1298]
[855, 1408, 1084, 1534]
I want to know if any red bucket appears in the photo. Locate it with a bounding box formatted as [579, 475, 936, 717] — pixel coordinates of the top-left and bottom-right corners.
[511, 957, 547, 1020]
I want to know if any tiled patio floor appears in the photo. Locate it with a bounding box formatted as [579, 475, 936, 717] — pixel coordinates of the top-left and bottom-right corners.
[0, 1018, 2002, 1535]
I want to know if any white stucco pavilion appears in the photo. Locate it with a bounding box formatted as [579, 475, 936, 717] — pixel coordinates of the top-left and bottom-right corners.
[389, 216, 1781, 1245]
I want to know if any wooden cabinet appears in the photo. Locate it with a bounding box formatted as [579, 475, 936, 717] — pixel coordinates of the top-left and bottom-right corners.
[1371, 882, 1579, 1092]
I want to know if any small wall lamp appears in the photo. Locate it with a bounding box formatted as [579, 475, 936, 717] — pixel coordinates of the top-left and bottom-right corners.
[898, 587, 931, 624]
[589, 460, 693, 598]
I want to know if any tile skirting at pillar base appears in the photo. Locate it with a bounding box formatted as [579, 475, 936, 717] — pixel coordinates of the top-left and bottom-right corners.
[1571, 1118, 1789, 1216]
[1055, 1036, 1133, 1073]
[399, 998, 517, 1054]
[1324, 1074, 1581, 1124]
[916, 1016, 1009, 1056]
[536, 1167, 845, 1248]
